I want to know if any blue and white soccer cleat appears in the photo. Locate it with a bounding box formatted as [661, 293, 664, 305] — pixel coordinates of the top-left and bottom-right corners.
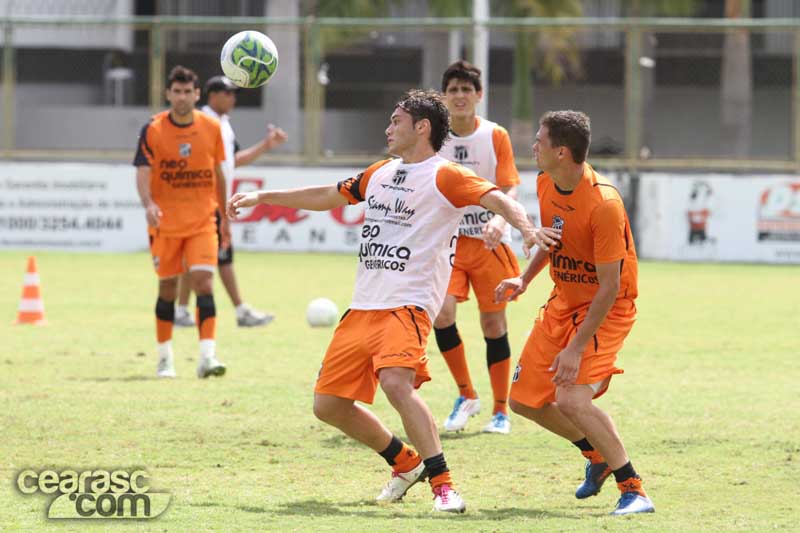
[575, 460, 612, 499]
[443, 396, 480, 432]
[481, 412, 511, 434]
[611, 492, 655, 515]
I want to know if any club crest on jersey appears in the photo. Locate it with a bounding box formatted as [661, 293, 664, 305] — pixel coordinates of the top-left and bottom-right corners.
[454, 145, 468, 163]
[392, 169, 407, 186]
[179, 143, 192, 157]
[552, 215, 565, 231]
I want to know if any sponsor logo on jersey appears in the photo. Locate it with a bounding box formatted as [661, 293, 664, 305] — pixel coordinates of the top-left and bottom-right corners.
[392, 169, 407, 185]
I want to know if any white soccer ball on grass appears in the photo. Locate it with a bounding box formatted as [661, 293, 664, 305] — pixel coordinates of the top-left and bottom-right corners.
[306, 298, 339, 328]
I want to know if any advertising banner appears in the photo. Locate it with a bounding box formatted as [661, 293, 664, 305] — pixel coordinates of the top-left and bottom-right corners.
[637, 174, 800, 263]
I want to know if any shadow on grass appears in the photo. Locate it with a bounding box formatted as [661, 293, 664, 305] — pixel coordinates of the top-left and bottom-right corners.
[438, 431, 484, 441]
[271, 499, 577, 521]
[75, 375, 157, 382]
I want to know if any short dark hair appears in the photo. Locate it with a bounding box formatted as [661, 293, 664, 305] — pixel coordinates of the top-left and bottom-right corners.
[441, 60, 482, 93]
[396, 89, 451, 152]
[167, 65, 199, 89]
[540, 110, 591, 164]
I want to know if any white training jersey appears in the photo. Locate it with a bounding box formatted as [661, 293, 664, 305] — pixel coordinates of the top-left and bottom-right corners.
[201, 105, 235, 196]
[439, 117, 519, 244]
[338, 155, 497, 320]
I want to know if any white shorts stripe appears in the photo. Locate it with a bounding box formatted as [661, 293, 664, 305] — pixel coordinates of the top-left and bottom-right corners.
[188, 264, 215, 273]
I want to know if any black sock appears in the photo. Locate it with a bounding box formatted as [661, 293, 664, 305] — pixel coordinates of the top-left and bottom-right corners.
[485, 333, 511, 367]
[423, 453, 449, 480]
[572, 438, 594, 453]
[434, 324, 461, 353]
[613, 461, 637, 483]
[378, 435, 403, 466]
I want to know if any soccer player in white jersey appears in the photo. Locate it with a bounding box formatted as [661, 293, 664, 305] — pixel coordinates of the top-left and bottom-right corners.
[174, 76, 288, 329]
[435, 61, 521, 434]
[227, 90, 558, 513]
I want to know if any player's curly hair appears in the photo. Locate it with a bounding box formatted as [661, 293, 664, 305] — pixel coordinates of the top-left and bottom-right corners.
[167, 65, 199, 89]
[540, 110, 591, 164]
[441, 60, 482, 93]
[396, 89, 451, 152]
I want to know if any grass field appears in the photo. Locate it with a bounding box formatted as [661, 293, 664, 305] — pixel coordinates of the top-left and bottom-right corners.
[1, 251, 798, 532]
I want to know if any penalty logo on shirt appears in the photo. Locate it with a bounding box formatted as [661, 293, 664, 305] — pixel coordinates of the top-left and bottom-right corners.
[453, 145, 468, 163]
[179, 143, 192, 157]
[552, 215, 565, 231]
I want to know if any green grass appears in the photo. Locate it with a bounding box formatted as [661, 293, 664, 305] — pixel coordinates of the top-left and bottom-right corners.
[1, 251, 798, 531]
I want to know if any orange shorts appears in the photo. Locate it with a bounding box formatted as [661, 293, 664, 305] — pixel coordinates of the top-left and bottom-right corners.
[149, 230, 218, 279]
[510, 299, 636, 409]
[314, 306, 432, 404]
[447, 236, 520, 313]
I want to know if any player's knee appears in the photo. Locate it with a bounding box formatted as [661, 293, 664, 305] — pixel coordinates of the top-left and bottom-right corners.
[557, 395, 591, 419]
[480, 313, 506, 338]
[313, 396, 340, 424]
[378, 369, 413, 402]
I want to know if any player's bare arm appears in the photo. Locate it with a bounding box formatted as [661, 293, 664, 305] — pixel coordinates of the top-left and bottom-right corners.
[234, 124, 289, 167]
[215, 163, 231, 248]
[228, 184, 348, 219]
[482, 184, 518, 250]
[550, 260, 621, 387]
[135, 166, 162, 228]
[494, 246, 550, 303]
[480, 189, 560, 257]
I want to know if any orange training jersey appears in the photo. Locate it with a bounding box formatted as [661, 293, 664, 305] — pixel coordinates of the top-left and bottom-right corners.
[537, 164, 638, 318]
[133, 110, 225, 237]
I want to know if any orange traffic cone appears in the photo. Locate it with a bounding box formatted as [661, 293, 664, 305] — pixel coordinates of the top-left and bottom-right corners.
[14, 256, 47, 325]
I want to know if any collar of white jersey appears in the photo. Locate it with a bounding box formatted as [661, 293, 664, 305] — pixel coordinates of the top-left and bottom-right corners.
[201, 104, 229, 122]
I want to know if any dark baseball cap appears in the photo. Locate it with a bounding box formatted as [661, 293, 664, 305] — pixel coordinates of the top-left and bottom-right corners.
[205, 76, 239, 94]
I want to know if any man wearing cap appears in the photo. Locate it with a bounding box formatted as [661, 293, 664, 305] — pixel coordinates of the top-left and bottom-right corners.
[175, 75, 289, 328]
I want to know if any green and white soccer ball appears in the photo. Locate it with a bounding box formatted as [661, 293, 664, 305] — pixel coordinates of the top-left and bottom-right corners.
[306, 298, 339, 328]
[220, 30, 279, 88]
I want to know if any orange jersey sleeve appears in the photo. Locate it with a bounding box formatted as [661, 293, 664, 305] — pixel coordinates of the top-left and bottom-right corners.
[492, 126, 520, 188]
[435, 162, 498, 208]
[337, 159, 392, 205]
[591, 199, 628, 264]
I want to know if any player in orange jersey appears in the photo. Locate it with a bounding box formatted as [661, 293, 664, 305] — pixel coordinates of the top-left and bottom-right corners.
[495, 111, 655, 516]
[436, 60, 521, 434]
[228, 90, 550, 514]
[133, 65, 229, 379]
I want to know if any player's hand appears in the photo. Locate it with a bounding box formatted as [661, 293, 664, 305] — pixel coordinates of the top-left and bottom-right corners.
[264, 124, 288, 150]
[494, 276, 527, 303]
[550, 345, 582, 387]
[227, 192, 261, 219]
[524, 226, 561, 255]
[145, 202, 162, 228]
[219, 217, 232, 249]
[481, 216, 506, 250]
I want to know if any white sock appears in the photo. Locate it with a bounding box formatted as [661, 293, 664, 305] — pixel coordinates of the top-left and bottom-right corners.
[177, 304, 190, 315]
[157, 341, 173, 361]
[235, 303, 249, 318]
[199, 339, 216, 361]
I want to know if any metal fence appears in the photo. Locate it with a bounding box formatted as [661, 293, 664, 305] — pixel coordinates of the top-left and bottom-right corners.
[1, 15, 799, 172]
